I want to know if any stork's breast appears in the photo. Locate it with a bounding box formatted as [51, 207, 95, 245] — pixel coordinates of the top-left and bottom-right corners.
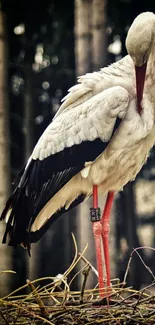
[88, 126, 155, 193]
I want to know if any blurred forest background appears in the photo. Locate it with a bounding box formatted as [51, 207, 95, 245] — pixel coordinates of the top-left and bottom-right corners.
[0, 0, 155, 296]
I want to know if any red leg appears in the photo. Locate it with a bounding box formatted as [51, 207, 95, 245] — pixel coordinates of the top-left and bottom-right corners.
[92, 222, 104, 296]
[91, 185, 104, 297]
[93, 185, 98, 208]
[101, 191, 114, 287]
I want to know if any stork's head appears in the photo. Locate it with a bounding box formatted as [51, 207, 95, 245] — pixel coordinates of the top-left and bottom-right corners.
[126, 12, 155, 113]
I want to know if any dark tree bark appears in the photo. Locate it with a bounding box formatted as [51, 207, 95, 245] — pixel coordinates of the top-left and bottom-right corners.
[118, 183, 142, 289]
[91, 0, 107, 70]
[24, 62, 34, 162]
[0, 11, 12, 296]
[74, 0, 93, 76]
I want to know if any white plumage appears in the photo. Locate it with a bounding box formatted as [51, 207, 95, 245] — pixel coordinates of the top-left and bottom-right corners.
[1, 12, 155, 250]
[32, 86, 129, 160]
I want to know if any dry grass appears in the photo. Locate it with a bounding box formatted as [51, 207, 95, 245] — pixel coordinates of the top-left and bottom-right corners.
[0, 235, 155, 325]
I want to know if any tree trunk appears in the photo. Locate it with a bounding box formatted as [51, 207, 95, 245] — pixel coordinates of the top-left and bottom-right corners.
[74, 0, 108, 289]
[23, 48, 37, 281]
[24, 62, 34, 162]
[13, 49, 35, 286]
[74, 0, 107, 76]
[91, 0, 107, 70]
[0, 11, 12, 296]
[117, 183, 142, 289]
[74, 0, 93, 76]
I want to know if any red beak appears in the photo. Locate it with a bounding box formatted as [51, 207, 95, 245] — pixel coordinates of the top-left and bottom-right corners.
[135, 63, 147, 114]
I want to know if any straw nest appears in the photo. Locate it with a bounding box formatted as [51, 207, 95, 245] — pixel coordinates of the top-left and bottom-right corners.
[0, 235, 155, 325]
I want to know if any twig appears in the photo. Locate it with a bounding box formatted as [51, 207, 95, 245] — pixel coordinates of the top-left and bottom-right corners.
[123, 246, 155, 285]
[80, 265, 91, 304]
[69, 264, 87, 287]
[26, 279, 49, 318]
[134, 249, 155, 281]
[1, 300, 55, 325]
[64, 233, 78, 278]
[0, 270, 16, 275]
[0, 310, 9, 325]
[2, 276, 54, 300]
[78, 253, 99, 278]
[132, 282, 155, 312]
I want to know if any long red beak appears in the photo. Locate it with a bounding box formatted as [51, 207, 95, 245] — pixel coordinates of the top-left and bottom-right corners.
[135, 63, 147, 114]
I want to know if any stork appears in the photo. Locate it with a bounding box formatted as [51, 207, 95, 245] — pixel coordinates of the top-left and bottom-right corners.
[1, 12, 155, 296]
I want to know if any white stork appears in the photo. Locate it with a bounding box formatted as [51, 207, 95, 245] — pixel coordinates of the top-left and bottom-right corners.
[1, 12, 155, 296]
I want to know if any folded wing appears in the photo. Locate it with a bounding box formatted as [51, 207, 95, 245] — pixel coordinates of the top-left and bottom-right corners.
[1, 86, 129, 251]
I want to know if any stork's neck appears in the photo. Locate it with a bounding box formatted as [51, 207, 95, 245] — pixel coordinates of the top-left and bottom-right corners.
[147, 42, 155, 80]
[146, 43, 155, 118]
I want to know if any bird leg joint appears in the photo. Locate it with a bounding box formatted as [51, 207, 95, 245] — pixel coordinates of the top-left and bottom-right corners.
[92, 220, 102, 236]
[90, 207, 101, 222]
[102, 221, 110, 237]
